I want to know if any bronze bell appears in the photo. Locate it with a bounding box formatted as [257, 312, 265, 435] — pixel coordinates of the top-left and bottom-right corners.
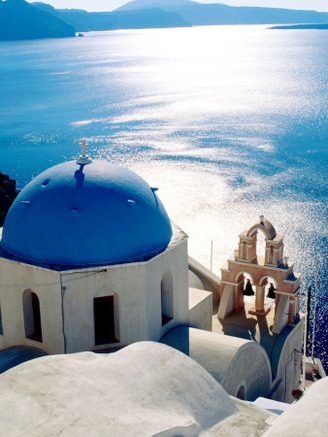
[267, 283, 276, 299]
[243, 279, 255, 296]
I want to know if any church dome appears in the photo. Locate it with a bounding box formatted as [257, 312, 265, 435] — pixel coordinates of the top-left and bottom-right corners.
[1, 159, 172, 267]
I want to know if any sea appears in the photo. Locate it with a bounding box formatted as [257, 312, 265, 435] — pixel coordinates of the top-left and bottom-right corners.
[0, 25, 327, 370]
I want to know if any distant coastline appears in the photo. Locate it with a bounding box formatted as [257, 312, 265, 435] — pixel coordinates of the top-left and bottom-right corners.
[270, 23, 328, 30]
[2, 0, 328, 41]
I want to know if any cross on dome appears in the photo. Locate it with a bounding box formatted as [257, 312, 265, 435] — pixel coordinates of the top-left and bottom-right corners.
[80, 140, 88, 156]
[76, 140, 92, 165]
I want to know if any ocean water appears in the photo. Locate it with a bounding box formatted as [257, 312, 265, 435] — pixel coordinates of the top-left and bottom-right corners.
[0, 25, 327, 368]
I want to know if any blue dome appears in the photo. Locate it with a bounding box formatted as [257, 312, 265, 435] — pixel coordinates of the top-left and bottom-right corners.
[1, 160, 172, 267]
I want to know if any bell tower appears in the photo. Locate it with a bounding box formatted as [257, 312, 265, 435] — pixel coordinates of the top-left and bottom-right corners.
[218, 216, 301, 334]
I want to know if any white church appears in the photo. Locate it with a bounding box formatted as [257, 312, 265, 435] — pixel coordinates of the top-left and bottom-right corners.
[0, 141, 212, 354]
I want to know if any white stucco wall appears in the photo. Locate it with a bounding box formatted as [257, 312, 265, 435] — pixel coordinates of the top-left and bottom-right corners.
[271, 318, 304, 403]
[0, 226, 209, 356]
[217, 284, 234, 319]
[146, 238, 190, 341]
[0, 257, 64, 354]
[189, 287, 213, 331]
[61, 264, 148, 353]
[59, 236, 190, 353]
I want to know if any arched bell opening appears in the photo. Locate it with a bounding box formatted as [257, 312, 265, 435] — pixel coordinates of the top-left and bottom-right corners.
[259, 276, 278, 307]
[246, 228, 268, 266]
[246, 216, 277, 266]
[235, 272, 255, 311]
[240, 273, 255, 297]
[255, 230, 267, 265]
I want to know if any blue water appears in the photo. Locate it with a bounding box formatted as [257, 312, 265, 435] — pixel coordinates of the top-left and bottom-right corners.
[0, 25, 327, 369]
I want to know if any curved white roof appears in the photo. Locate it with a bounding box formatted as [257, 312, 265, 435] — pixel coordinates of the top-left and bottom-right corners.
[0, 342, 237, 436]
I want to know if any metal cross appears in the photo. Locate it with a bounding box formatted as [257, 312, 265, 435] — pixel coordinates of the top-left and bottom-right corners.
[77, 139, 92, 165]
[79, 139, 88, 157]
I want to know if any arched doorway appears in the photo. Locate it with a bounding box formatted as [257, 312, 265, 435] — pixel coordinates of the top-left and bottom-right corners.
[236, 384, 246, 400]
[161, 272, 173, 326]
[23, 290, 42, 342]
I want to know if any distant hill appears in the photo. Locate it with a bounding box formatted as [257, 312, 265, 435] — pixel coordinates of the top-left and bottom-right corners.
[32, 3, 190, 31]
[117, 0, 192, 10]
[0, 0, 76, 41]
[20, 0, 328, 36]
[117, 0, 328, 26]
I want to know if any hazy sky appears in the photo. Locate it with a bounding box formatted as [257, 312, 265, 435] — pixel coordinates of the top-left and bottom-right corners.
[26, 1, 328, 12]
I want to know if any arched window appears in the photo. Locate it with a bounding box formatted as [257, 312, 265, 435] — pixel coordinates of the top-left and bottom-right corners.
[161, 272, 173, 326]
[23, 290, 42, 342]
[236, 384, 246, 400]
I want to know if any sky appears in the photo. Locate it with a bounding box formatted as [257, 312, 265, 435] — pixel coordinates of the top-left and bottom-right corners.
[25, 0, 328, 13]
